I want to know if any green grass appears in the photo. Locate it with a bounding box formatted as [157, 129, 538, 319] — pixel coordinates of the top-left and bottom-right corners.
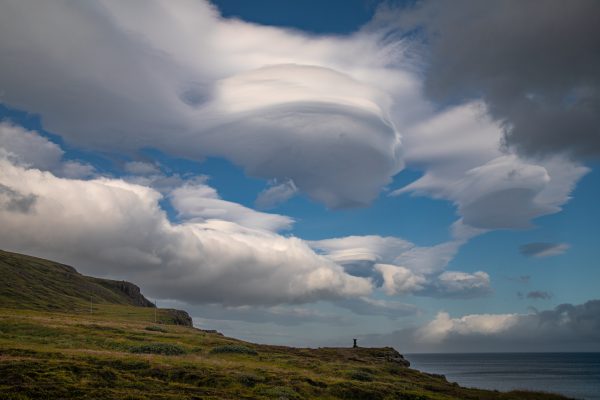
[210, 344, 258, 356]
[145, 325, 168, 333]
[129, 343, 187, 355]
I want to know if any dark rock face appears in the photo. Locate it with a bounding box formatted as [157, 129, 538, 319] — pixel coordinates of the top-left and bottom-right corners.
[199, 329, 223, 336]
[164, 309, 193, 327]
[370, 347, 411, 367]
[112, 281, 156, 308]
[96, 279, 193, 326]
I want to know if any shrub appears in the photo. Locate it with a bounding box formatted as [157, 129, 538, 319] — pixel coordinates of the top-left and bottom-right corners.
[349, 370, 374, 382]
[96, 358, 150, 371]
[328, 382, 385, 400]
[209, 345, 258, 356]
[258, 386, 300, 399]
[129, 343, 186, 355]
[237, 373, 261, 387]
[144, 325, 167, 333]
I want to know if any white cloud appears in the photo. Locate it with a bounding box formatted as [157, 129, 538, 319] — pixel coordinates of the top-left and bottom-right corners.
[312, 234, 491, 299]
[0, 154, 371, 306]
[0, 0, 408, 209]
[376, 263, 426, 295]
[124, 161, 160, 176]
[535, 243, 570, 258]
[125, 173, 189, 194]
[255, 179, 298, 209]
[424, 271, 491, 299]
[311, 235, 453, 288]
[0, 122, 95, 179]
[57, 161, 96, 179]
[417, 311, 519, 343]
[0, 122, 63, 170]
[519, 242, 570, 258]
[170, 182, 294, 232]
[311, 235, 413, 265]
[203, 63, 403, 208]
[392, 102, 588, 229]
[0, 183, 37, 214]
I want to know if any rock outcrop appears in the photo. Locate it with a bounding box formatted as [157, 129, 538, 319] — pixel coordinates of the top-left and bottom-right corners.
[111, 280, 156, 308]
[310, 346, 411, 367]
[376, 347, 411, 367]
[164, 308, 193, 327]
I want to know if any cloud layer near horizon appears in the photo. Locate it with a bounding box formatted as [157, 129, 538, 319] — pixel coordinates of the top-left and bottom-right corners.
[361, 299, 600, 352]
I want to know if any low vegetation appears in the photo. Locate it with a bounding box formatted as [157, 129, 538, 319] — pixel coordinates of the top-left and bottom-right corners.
[129, 342, 187, 355]
[209, 344, 258, 355]
[145, 325, 168, 333]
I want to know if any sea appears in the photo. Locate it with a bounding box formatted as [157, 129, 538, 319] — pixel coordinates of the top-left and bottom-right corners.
[406, 353, 600, 400]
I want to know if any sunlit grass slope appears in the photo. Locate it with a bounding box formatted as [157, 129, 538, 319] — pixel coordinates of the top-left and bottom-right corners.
[0, 250, 571, 399]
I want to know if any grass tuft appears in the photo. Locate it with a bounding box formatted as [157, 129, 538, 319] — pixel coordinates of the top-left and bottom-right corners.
[144, 325, 168, 333]
[129, 343, 186, 355]
[209, 344, 258, 355]
[349, 370, 374, 382]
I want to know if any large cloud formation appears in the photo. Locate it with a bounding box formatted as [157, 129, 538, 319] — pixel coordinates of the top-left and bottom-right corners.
[0, 0, 405, 208]
[382, 0, 600, 159]
[311, 232, 492, 299]
[0, 0, 587, 222]
[392, 103, 588, 229]
[0, 126, 371, 306]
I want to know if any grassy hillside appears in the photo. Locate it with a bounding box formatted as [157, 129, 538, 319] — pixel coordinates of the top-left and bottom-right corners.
[0, 249, 156, 310]
[0, 250, 571, 399]
[0, 249, 192, 326]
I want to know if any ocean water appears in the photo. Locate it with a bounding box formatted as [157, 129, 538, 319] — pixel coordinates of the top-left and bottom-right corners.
[406, 353, 600, 400]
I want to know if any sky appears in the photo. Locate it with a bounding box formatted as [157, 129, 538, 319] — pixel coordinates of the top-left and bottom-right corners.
[0, 0, 599, 352]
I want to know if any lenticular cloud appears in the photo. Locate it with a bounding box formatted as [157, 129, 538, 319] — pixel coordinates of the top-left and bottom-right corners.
[0, 0, 404, 208]
[0, 0, 585, 219]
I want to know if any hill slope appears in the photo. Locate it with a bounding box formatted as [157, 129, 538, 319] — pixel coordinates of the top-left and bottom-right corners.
[0, 249, 192, 326]
[0, 250, 571, 400]
[0, 249, 155, 309]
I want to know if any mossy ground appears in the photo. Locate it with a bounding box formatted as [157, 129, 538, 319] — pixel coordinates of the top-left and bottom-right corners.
[0, 306, 571, 400]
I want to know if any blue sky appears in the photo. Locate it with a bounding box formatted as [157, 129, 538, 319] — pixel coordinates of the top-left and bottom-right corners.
[0, 0, 599, 352]
[213, 0, 380, 34]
